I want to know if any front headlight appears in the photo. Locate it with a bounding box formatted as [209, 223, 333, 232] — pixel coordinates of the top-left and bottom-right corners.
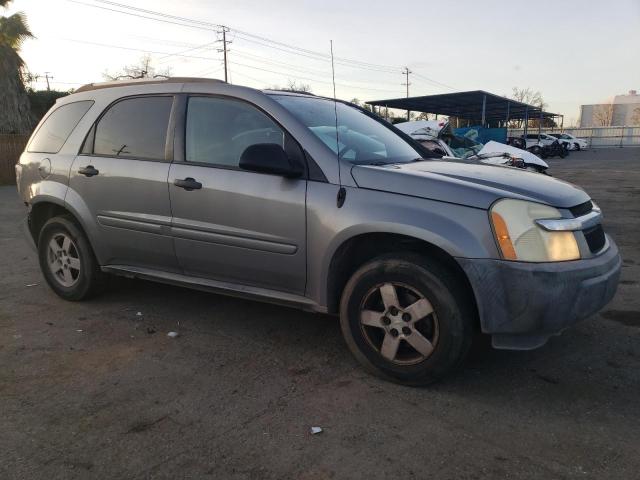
[490, 199, 580, 262]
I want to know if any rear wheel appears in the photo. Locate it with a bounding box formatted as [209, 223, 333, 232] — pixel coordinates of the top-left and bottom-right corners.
[339, 253, 474, 386]
[38, 216, 103, 301]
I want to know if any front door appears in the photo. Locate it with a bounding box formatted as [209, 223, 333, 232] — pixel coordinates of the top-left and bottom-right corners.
[168, 96, 307, 294]
[69, 95, 179, 271]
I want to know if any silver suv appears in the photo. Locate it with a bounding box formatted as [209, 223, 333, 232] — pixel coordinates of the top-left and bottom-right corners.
[16, 78, 621, 385]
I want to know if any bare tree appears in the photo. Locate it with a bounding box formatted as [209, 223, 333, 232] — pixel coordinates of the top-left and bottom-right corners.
[103, 54, 172, 81]
[592, 102, 614, 127]
[511, 87, 546, 108]
[415, 112, 432, 121]
[266, 80, 312, 93]
[286, 80, 312, 93]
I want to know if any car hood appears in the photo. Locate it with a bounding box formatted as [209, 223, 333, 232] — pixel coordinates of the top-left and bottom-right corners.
[477, 141, 548, 168]
[350, 160, 590, 210]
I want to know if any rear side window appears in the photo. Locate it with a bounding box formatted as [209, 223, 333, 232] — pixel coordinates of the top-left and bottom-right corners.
[93, 96, 173, 160]
[28, 101, 94, 153]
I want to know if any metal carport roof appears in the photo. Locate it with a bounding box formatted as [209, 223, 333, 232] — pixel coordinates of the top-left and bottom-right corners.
[366, 90, 560, 124]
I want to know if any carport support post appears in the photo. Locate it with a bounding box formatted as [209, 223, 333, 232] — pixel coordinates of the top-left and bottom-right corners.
[481, 93, 487, 127]
[538, 107, 543, 136]
[505, 101, 510, 126]
[524, 106, 529, 138]
[560, 115, 564, 132]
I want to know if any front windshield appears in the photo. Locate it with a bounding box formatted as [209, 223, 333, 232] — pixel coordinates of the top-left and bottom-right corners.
[271, 94, 422, 165]
[560, 134, 572, 139]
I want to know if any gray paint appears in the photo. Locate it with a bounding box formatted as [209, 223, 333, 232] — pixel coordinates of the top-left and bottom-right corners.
[15, 79, 620, 348]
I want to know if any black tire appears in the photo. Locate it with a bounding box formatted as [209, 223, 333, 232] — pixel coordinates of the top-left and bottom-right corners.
[38, 215, 103, 301]
[339, 253, 474, 386]
[574, 143, 581, 151]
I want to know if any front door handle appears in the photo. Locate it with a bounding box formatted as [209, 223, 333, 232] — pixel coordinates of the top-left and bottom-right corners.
[174, 177, 202, 191]
[78, 165, 99, 177]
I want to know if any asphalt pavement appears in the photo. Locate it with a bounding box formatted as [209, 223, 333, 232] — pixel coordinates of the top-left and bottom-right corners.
[1, 147, 639, 479]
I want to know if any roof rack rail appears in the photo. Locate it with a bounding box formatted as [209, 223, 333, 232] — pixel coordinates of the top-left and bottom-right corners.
[75, 77, 225, 93]
[263, 89, 317, 96]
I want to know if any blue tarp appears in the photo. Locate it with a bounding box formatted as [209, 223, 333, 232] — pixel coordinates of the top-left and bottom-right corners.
[454, 127, 507, 145]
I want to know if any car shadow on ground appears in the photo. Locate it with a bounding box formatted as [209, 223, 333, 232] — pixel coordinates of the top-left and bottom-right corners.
[92, 274, 639, 419]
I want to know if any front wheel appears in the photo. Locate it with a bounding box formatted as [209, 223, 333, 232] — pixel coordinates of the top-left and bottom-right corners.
[339, 254, 474, 386]
[38, 215, 103, 301]
[574, 143, 581, 151]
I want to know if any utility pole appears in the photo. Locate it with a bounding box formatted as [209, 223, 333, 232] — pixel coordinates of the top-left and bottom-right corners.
[401, 67, 412, 120]
[44, 72, 53, 91]
[216, 26, 231, 83]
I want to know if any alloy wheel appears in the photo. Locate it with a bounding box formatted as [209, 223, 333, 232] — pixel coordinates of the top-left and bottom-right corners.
[359, 282, 439, 365]
[46, 233, 81, 287]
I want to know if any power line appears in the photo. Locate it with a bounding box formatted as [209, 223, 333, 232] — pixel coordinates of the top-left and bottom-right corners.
[69, 1, 403, 74]
[92, 0, 401, 72]
[65, 0, 454, 94]
[61, 38, 218, 61]
[68, 0, 214, 31]
[230, 60, 402, 94]
[412, 72, 456, 91]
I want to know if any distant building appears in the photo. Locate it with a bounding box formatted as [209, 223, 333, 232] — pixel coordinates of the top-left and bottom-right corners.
[580, 90, 640, 127]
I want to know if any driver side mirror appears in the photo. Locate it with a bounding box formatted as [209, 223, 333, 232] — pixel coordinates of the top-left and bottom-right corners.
[239, 143, 303, 178]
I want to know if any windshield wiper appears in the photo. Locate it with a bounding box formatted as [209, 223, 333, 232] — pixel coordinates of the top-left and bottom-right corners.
[365, 161, 392, 166]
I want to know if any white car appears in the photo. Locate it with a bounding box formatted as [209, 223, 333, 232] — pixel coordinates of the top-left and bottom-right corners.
[523, 133, 556, 149]
[395, 120, 549, 173]
[549, 133, 588, 151]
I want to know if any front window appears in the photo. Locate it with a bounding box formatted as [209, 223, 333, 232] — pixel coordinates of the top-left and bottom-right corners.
[271, 95, 422, 165]
[186, 96, 285, 167]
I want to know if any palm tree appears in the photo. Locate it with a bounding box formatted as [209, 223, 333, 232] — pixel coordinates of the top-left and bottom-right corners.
[0, 0, 34, 133]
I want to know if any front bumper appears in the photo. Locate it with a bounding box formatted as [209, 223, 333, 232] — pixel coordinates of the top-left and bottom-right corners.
[457, 237, 621, 350]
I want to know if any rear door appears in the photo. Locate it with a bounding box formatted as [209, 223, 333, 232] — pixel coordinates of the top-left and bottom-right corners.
[168, 95, 307, 294]
[69, 95, 180, 271]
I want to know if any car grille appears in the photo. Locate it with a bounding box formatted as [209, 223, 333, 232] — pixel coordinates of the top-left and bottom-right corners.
[568, 201, 606, 254]
[569, 201, 593, 217]
[584, 224, 606, 253]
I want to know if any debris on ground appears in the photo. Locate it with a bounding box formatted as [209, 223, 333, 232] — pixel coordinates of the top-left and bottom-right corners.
[310, 426, 323, 435]
[146, 327, 156, 334]
[76, 329, 83, 333]
[136, 312, 143, 316]
[25, 283, 38, 287]
[167, 331, 179, 338]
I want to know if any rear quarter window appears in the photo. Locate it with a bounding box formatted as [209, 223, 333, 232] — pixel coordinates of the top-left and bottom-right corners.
[92, 96, 173, 160]
[27, 100, 94, 153]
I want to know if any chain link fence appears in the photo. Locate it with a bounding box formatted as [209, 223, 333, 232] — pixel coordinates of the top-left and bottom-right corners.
[508, 126, 640, 148]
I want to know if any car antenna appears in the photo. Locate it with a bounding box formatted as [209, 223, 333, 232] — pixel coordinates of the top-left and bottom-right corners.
[331, 40, 346, 208]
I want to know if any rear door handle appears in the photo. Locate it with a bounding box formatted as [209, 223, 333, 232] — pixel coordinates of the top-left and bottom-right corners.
[78, 165, 99, 177]
[174, 177, 202, 191]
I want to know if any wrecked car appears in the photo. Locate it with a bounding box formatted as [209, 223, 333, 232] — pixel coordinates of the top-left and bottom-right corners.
[396, 120, 550, 173]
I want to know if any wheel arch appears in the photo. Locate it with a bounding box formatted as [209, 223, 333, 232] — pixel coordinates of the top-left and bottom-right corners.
[29, 197, 99, 261]
[324, 232, 479, 321]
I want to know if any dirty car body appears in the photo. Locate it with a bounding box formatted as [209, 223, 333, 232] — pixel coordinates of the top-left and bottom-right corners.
[16, 78, 621, 384]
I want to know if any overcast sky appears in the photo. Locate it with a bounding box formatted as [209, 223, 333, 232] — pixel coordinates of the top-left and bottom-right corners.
[8, 0, 640, 125]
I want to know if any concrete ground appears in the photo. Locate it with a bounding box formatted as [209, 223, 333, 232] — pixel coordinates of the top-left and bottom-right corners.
[1, 148, 639, 480]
